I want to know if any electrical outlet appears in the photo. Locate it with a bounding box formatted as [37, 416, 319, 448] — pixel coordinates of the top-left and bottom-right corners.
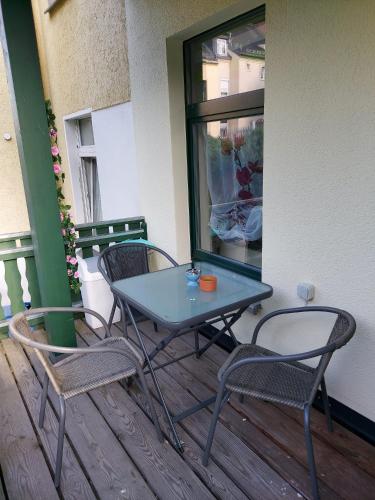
[297, 282, 315, 302]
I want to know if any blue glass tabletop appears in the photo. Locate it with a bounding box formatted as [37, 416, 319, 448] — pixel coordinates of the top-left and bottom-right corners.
[111, 262, 273, 330]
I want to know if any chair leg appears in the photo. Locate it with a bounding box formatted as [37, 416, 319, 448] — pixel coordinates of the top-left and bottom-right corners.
[55, 396, 66, 488]
[304, 405, 320, 500]
[39, 373, 49, 428]
[202, 385, 228, 466]
[137, 367, 163, 443]
[194, 330, 200, 359]
[119, 301, 128, 339]
[321, 378, 333, 432]
[107, 298, 117, 334]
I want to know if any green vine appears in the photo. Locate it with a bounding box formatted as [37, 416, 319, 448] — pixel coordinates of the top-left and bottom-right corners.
[46, 100, 81, 294]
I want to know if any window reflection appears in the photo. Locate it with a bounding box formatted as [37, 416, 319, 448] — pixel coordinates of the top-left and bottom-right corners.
[191, 19, 265, 103]
[196, 116, 263, 268]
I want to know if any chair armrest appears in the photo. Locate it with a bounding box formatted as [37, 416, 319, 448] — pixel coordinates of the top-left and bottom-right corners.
[251, 306, 344, 344]
[219, 343, 335, 383]
[25, 306, 111, 338]
[9, 311, 142, 366]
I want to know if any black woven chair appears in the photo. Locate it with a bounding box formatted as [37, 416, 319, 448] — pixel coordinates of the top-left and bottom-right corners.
[202, 306, 356, 500]
[98, 242, 178, 336]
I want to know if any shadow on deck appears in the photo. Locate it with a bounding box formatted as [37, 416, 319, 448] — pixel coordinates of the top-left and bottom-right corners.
[0, 319, 374, 499]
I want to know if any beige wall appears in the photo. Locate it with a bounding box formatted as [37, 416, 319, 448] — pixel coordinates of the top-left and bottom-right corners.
[125, 0, 250, 263]
[0, 51, 29, 233]
[126, 0, 375, 421]
[31, 0, 131, 215]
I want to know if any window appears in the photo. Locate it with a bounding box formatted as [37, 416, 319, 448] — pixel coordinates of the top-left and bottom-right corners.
[65, 113, 103, 224]
[260, 66, 265, 80]
[220, 120, 228, 137]
[216, 38, 228, 56]
[77, 117, 102, 223]
[220, 79, 229, 97]
[184, 6, 265, 278]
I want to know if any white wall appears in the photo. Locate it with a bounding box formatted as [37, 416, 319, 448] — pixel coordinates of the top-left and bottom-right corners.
[125, 0, 375, 421]
[92, 102, 139, 220]
[64, 102, 139, 223]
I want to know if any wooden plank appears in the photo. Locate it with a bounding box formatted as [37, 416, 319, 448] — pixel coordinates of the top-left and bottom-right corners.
[2, 339, 96, 500]
[139, 323, 338, 500]
[180, 331, 375, 499]
[74, 330, 216, 500]
[0, 247, 34, 261]
[0, 344, 59, 500]
[75, 217, 145, 231]
[75, 229, 143, 248]
[24, 332, 155, 500]
[0, 473, 6, 500]
[76, 320, 249, 500]
[77, 228, 94, 259]
[275, 402, 375, 479]
[24, 256, 41, 308]
[0, 231, 31, 245]
[96, 226, 109, 253]
[108, 325, 300, 499]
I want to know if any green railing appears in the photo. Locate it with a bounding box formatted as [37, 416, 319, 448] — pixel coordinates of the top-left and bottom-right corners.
[0, 217, 147, 337]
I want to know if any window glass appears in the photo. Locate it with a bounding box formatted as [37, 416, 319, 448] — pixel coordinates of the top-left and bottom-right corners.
[80, 157, 102, 222]
[79, 117, 95, 145]
[195, 116, 263, 268]
[188, 16, 265, 103]
[185, 6, 265, 276]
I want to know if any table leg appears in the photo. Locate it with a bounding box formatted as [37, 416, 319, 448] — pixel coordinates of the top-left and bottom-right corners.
[197, 306, 246, 357]
[124, 301, 185, 452]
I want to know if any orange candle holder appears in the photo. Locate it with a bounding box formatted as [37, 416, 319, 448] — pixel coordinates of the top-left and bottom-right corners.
[199, 274, 217, 292]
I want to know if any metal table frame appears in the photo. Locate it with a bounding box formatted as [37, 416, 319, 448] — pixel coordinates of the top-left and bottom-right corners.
[112, 266, 273, 451]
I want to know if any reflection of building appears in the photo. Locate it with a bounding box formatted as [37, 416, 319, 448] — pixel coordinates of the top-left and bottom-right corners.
[202, 32, 265, 138]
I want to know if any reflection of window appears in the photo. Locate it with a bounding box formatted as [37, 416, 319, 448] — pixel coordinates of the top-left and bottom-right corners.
[247, 63, 251, 71]
[184, 6, 265, 278]
[260, 66, 265, 80]
[220, 120, 228, 136]
[216, 38, 227, 56]
[220, 79, 229, 97]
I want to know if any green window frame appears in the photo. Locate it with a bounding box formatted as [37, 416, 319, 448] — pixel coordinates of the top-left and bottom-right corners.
[184, 5, 266, 280]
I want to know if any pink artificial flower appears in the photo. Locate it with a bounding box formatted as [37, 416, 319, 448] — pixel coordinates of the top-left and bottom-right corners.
[53, 163, 61, 174]
[67, 269, 73, 276]
[70, 257, 78, 266]
[74, 271, 79, 279]
[60, 212, 64, 222]
[238, 189, 253, 200]
[236, 167, 252, 186]
[51, 145, 59, 156]
[70, 228, 75, 234]
[61, 228, 66, 236]
[49, 128, 57, 138]
[66, 255, 71, 263]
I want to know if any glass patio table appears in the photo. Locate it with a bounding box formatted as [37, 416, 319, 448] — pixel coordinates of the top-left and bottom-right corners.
[111, 262, 273, 451]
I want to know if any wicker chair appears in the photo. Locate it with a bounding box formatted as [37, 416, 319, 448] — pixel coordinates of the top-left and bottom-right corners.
[97, 242, 178, 336]
[202, 306, 356, 500]
[9, 307, 163, 488]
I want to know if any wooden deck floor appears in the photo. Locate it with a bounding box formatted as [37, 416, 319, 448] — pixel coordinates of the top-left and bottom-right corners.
[0, 319, 375, 500]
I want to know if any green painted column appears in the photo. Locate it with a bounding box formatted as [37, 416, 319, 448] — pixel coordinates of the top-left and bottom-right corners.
[0, 0, 76, 346]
